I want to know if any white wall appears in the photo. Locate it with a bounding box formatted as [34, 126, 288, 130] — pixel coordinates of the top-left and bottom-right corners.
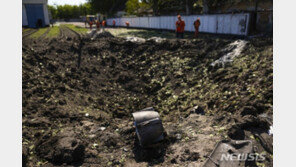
[107, 13, 250, 36]
[43, 3, 50, 25]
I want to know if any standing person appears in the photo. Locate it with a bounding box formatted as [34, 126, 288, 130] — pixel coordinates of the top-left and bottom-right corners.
[176, 15, 185, 39]
[102, 20, 106, 31]
[50, 19, 54, 27]
[126, 21, 130, 27]
[113, 20, 116, 27]
[194, 18, 201, 38]
[96, 20, 100, 31]
[89, 20, 93, 30]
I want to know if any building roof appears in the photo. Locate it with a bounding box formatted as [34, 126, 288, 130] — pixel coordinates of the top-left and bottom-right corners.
[23, 0, 47, 4]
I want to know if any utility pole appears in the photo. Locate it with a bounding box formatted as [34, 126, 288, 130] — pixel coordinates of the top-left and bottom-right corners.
[152, 0, 158, 16]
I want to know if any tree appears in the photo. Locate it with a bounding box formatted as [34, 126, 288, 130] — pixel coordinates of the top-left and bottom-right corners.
[88, 0, 127, 15]
[126, 0, 140, 15]
[152, 0, 158, 15]
[141, 0, 158, 15]
[47, 3, 95, 19]
[185, 0, 193, 15]
[202, 0, 209, 14]
[48, 5, 58, 19]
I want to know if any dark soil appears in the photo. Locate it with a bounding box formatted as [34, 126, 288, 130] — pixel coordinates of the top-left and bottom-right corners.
[22, 30, 273, 166]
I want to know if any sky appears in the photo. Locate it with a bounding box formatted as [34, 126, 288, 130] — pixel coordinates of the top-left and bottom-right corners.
[48, 0, 88, 6]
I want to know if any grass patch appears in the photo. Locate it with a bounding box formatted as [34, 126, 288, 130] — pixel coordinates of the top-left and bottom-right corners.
[22, 28, 32, 33]
[46, 26, 60, 38]
[64, 24, 88, 34]
[30, 28, 48, 38]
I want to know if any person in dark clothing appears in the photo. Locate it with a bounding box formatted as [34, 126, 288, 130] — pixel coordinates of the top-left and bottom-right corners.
[36, 19, 42, 28]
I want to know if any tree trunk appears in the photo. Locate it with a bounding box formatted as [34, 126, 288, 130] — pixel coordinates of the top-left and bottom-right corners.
[185, 0, 193, 15]
[202, 0, 209, 14]
[186, 0, 189, 15]
[254, 0, 259, 31]
[153, 0, 158, 16]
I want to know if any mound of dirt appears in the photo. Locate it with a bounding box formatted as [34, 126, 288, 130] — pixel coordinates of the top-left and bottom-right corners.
[22, 34, 273, 166]
[87, 30, 115, 39]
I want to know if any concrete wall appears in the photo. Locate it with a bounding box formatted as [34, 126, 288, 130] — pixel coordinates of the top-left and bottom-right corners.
[22, 0, 50, 26]
[107, 13, 250, 36]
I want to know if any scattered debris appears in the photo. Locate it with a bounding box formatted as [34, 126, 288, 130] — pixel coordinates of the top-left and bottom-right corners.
[268, 126, 273, 135]
[100, 127, 106, 131]
[147, 37, 166, 43]
[211, 40, 248, 67]
[191, 105, 205, 115]
[125, 36, 146, 43]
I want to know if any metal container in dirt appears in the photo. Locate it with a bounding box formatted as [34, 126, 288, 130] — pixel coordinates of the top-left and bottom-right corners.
[132, 107, 164, 147]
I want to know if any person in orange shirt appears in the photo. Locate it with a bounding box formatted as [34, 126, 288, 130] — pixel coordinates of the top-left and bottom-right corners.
[176, 15, 185, 39]
[102, 20, 106, 31]
[126, 21, 130, 27]
[96, 20, 100, 30]
[112, 20, 116, 27]
[194, 18, 201, 38]
[89, 20, 93, 30]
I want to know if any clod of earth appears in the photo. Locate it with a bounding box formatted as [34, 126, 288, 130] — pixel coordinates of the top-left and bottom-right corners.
[35, 128, 85, 164]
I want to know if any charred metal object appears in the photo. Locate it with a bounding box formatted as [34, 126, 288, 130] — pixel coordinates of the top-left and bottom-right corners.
[203, 140, 254, 167]
[132, 107, 164, 147]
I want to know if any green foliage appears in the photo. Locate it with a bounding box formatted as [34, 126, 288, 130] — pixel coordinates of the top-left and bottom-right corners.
[88, 0, 127, 15]
[126, 0, 140, 15]
[48, 3, 95, 19]
[125, 0, 151, 15]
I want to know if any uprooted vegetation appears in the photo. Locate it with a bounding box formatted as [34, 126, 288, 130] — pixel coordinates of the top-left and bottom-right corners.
[22, 30, 273, 166]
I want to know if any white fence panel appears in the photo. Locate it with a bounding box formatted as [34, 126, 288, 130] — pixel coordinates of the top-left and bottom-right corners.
[149, 17, 160, 29]
[217, 14, 230, 34]
[116, 18, 121, 26]
[160, 16, 175, 30]
[133, 17, 140, 27]
[183, 15, 195, 32]
[139, 17, 149, 28]
[107, 13, 250, 36]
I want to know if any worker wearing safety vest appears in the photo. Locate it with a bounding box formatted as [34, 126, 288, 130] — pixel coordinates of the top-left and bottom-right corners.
[102, 20, 106, 31]
[176, 15, 185, 39]
[194, 18, 201, 38]
[113, 20, 116, 27]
